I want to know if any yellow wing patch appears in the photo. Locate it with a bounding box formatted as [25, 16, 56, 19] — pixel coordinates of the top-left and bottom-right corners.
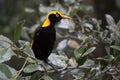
[30, 40, 34, 48]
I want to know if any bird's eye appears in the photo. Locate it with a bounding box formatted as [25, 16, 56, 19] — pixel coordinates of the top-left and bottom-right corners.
[56, 13, 59, 17]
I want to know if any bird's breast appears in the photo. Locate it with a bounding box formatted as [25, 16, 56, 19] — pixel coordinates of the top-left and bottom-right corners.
[39, 27, 56, 49]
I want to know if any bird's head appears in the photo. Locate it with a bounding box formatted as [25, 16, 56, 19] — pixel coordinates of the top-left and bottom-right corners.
[42, 11, 71, 27]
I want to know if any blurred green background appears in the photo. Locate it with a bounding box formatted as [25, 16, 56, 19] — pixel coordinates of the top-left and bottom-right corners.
[0, 0, 120, 39]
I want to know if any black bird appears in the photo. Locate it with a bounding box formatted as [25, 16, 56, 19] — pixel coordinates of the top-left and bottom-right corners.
[31, 11, 71, 64]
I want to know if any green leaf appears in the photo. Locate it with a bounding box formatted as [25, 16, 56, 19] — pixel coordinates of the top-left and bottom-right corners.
[74, 46, 87, 60]
[30, 71, 43, 80]
[113, 56, 120, 63]
[105, 14, 116, 27]
[0, 35, 13, 44]
[74, 46, 89, 65]
[89, 68, 97, 77]
[0, 48, 16, 63]
[105, 14, 116, 32]
[74, 46, 88, 60]
[97, 55, 114, 62]
[23, 44, 35, 57]
[0, 64, 12, 79]
[27, 57, 36, 63]
[72, 70, 85, 79]
[14, 20, 25, 43]
[78, 56, 87, 65]
[82, 47, 96, 57]
[48, 54, 67, 67]
[18, 40, 35, 56]
[111, 45, 120, 51]
[23, 64, 44, 73]
[0, 35, 13, 48]
[41, 75, 53, 80]
[80, 35, 88, 42]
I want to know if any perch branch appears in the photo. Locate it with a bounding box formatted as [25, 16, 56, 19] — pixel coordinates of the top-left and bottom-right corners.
[13, 57, 28, 80]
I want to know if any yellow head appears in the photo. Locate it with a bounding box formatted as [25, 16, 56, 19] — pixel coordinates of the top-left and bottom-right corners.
[42, 11, 71, 27]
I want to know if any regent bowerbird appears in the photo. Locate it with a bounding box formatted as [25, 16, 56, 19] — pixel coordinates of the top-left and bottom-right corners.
[31, 11, 71, 70]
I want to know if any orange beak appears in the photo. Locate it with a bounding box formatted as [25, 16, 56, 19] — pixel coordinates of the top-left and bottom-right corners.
[62, 15, 72, 19]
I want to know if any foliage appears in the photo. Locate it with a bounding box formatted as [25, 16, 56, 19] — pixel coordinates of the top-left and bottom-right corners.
[0, 0, 120, 80]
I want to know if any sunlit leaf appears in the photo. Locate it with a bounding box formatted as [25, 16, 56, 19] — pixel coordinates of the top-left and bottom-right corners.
[82, 59, 95, 67]
[80, 35, 88, 41]
[72, 71, 85, 79]
[105, 14, 116, 31]
[97, 55, 114, 62]
[23, 64, 44, 73]
[0, 71, 9, 80]
[58, 51, 69, 61]
[27, 57, 36, 64]
[56, 39, 67, 50]
[82, 47, 96, 57]
[0, 35, 13, 44]
[0, 48, 16, 63]
[0, 35, 13, 48]
[0, 64, 12, 79]
[74, 46, 87, 60]
[68, 58, 78, 67]
[23, 42, 35, 57]
[74, 46, 88, 65]
[48, 53, 67, 67]
[14, 20, 25, 43]
[111, 45, 120, 51]
[41, 75, 53, 80]
[105, 14, 116, 26]
[83, 23, 93, 30]
[92, 18, 101, 31]
[19, 40, 35, 56]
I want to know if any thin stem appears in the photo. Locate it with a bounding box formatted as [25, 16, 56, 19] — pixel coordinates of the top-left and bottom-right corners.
[12, 57, 28, 80]
[44, 66, 90, 74]
[12, 44, 37, 61]
[12, 44, 48, 74]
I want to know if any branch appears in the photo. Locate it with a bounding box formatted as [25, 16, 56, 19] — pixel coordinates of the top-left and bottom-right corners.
[12, 44, 37, 61]
[12, 44, 47, 73]
[21, 66, 89, 77]
[12, 57, 28, 80]
[43, 66, 90, 74]
[22, 65, 90, 76]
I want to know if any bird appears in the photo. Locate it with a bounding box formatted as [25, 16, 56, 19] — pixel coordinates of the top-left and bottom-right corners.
[31, 11, 71, 67]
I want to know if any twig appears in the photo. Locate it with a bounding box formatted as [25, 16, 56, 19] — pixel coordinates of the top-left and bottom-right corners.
[12, 57, 28, 80]
[107, 72, 119, 80]
[12, 44, 37, 61]
[22, 66, 89, 76]
[12, 44, 48, 73]
[75, 14, 81, 23]
[10, 43, 90, 76]
[43, 66, 90, 74]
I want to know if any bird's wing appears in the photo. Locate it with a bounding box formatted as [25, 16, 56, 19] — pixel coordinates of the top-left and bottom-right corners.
[30, 27, 42, 47]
